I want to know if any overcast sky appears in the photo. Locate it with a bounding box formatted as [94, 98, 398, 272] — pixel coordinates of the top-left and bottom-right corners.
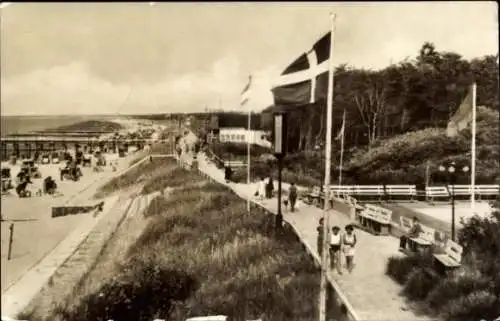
[0, 2, 498, 116]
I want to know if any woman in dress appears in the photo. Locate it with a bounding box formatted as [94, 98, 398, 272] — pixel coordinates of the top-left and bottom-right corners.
[343, 224, 357, 273]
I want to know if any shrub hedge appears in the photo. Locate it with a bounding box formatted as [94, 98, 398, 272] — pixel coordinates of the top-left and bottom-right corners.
[386, 199, 500, 321]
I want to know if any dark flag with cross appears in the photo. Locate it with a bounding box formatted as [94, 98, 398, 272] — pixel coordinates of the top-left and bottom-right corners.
[271, 31, 331, 106]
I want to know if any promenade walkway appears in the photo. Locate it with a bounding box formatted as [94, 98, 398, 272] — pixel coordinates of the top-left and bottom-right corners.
[196, 152, 437, 321]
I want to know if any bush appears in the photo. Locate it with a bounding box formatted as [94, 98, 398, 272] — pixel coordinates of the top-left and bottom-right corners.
[143, 195, 169, 218]
[402, 267, 440, 301]
[385, 252, 434, 284]
[442, 290, 500, 321]
[425, 270, 492, 311]
[141, 166, 205, 194]
[387, 200, 500, 320]
[63, 264, 198, 321]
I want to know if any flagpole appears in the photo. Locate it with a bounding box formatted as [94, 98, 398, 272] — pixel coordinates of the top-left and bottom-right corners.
[471, 82, 477, 212]
[338, 110, 345, 185]
[319, 12, 336, 321]
[247, 106, 251, 212]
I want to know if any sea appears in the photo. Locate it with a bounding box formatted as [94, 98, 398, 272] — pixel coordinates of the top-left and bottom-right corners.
[0, 115, 116, 137]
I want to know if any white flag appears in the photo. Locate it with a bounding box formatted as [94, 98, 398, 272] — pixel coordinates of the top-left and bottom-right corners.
[240, 75, 252, 106]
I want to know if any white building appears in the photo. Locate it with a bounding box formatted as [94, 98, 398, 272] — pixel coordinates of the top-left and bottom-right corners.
[218, 127, 271, 148]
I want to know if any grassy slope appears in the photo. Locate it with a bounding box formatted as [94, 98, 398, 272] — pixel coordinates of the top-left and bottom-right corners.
[93, 157, 178, 199]
[23, 159, 329, 321]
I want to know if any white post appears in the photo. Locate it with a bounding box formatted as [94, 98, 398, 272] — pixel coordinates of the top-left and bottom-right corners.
[338, 110, 345, 186]
[471, 83, 477, 212]
[247, 109, 251, 212]
[425, 160, 430, 202]
[319, 13, 336, 321]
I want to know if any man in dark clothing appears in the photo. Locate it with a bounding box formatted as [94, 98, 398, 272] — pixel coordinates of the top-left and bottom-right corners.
[399, 216, 423, 250]
[16, 180, 31, 198]
[44, 176, 57, 195]
[265, 176, 274, 199]
[224, 165, 233, 183]
[289, 182, 298, 212]
[317, 218, 324, 257]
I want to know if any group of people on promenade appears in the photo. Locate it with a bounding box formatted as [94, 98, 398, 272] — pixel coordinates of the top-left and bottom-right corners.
[254, 176, 298, 212]
[317, 218, 357, 274]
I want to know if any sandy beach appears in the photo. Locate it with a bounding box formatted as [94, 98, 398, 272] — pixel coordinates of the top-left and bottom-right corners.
[0, 151, 145, 293]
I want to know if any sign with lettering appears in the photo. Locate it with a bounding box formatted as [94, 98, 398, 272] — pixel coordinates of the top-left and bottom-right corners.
[273, 112, 287, 157]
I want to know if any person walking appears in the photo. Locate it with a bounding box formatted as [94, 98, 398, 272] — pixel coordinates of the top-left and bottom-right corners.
[224, 165, 233, 183]
[288, 182, 298, 212]
[343, 225, 357, 273]
[257, 177, 266, 200]
[317, 218, 324, 258]
[329, 226, 343, 274]
[265, 176, 274, 199]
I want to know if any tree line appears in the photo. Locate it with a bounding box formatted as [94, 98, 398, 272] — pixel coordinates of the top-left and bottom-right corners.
[261, 42, 499, 152]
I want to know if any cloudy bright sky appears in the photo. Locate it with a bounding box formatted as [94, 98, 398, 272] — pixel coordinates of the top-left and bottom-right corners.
[0, 2, 498, 115]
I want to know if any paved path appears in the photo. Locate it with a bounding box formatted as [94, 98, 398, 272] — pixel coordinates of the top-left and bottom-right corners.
[196, 152, 437, 321]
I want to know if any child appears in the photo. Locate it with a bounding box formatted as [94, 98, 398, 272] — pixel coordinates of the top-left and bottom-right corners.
[329, 226, 343, 274]
[343, 225, 357, 273]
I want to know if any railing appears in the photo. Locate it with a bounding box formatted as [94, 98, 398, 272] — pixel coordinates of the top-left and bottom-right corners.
[306, 184, 499, 201]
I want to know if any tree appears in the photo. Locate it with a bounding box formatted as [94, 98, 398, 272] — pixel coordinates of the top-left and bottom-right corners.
[352, 70, 387, 145]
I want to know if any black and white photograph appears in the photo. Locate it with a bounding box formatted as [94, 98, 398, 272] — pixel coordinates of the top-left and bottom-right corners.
[1, 2, 499, 321]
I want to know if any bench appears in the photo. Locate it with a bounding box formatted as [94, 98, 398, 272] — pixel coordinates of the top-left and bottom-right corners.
[345, 195, 364, 211]
[447, 184, 472, 200]
[357, 204, 392, 235]
[328, 185, 355, 197]
[476, 184, 500, 200]
[399, 216, 414, 233]
[420, 186, 450, 203]
[433, 239, 463, 275]
[353, 185, 385, 201]
[385, 185, 417, 201]
[305, 186, 322, 206]
[400, 222, 436, 254]
[224, 160, 247, 168]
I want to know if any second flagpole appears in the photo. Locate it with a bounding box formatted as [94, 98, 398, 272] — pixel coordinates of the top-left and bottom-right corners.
[470, 82, 477, 212]
[338, 110, 345, 186]
[247, 104, 251, 212]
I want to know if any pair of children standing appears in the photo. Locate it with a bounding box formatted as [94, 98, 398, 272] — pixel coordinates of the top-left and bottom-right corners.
[317, 219, 357, 274]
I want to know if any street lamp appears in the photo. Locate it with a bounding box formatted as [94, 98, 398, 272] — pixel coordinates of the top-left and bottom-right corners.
[439, 161, 469, 241]
[273, 111, 287, 231]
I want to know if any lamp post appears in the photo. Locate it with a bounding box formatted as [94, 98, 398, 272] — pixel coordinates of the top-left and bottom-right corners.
[438, 161, 469, 241]
[273, 112, 287, 231]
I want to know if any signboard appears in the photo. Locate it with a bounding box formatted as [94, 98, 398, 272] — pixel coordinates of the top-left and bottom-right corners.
[209, 115, 219, 130]
[273, 112, 287, 157]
